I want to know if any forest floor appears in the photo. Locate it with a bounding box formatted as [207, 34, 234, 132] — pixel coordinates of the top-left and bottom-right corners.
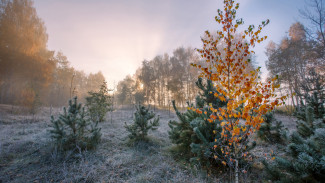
[0, 104, 297, 183]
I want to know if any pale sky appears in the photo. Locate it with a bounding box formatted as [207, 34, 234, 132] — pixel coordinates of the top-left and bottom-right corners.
[33, 0, 307, 87]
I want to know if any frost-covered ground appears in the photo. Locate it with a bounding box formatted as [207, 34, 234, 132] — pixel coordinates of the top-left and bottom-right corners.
[0, 104, 296, 183]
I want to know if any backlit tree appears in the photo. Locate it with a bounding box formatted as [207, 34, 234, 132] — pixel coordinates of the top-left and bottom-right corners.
[191, 0, 286, 181]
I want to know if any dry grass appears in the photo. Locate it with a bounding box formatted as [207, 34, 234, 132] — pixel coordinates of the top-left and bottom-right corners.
[274, 105, 295, 116]
[0, 104, 297, 182]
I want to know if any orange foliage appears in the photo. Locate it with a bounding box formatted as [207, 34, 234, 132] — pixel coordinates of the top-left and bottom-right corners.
[20, 88, 36, 107]
[192, 0, 286, 166]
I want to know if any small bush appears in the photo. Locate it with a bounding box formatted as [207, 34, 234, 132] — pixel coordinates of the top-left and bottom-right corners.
[50, 97, 101, 151]
[124, 104, 159, 140]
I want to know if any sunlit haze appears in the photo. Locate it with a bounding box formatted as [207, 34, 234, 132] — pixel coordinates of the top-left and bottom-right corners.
[34, 0, 306, 87]
[1, 1, 324, 181]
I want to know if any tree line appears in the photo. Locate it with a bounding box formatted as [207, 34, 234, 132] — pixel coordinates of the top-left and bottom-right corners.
[116, 47, 201, 108]
[0, 0, 106, 108]
[116, 33, 256, 108]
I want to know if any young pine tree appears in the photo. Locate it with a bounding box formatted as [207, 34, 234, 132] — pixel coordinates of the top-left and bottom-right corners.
[169, 78, 229, 167]
[295, 91, 325, 121]
[124, 104, 159, 140]
[85, 81, 112, 122]
[50, 97, 101, 151]
[263, 106, 325, 182]
[257, 112, 287, 144]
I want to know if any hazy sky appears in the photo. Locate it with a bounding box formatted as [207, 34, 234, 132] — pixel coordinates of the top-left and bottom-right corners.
[33, 0, 307, 87]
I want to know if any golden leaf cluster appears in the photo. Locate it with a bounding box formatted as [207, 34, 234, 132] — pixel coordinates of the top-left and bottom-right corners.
[192, 0, 287, 165]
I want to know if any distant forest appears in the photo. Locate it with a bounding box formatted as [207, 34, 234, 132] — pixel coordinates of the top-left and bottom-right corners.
[116, 47, 201, 108]
[0, 0, 106, 107]
[115, 34, 256, 108]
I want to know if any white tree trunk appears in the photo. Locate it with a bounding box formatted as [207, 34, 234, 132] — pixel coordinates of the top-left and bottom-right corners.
[235, 159, 239, 183]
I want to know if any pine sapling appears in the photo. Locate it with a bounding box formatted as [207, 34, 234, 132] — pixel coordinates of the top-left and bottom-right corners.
[85, 81, 112, 122]
[50, 97, 101, 151]
[125, 104, 159, 140]
[169, 78, 229, 167]
[257, 112, 287, 144]
[263, 106, 325, 182]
